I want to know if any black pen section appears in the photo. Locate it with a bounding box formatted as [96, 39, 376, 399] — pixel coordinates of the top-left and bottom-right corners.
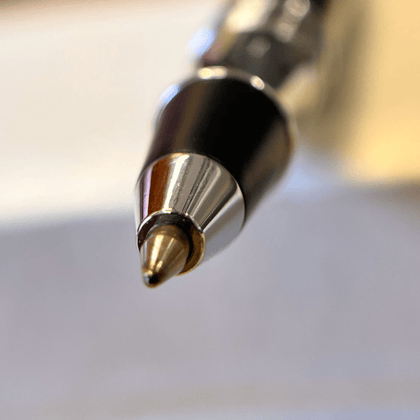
[142, 77, 292, 219]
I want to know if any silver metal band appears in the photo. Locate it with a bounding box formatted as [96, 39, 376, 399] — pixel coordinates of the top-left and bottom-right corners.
[135, 153, 245, 274]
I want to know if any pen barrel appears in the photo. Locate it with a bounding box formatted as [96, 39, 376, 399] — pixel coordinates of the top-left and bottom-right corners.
[142, 69, 292, 218]
[192, 0, 329, 91]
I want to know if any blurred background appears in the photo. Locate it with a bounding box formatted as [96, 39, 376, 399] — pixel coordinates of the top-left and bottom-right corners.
[1, 0, 420, 419]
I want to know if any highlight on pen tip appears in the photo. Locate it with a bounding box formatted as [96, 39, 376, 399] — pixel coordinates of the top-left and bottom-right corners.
[139, 224, 191, 289]
[142, 270, 163, 288]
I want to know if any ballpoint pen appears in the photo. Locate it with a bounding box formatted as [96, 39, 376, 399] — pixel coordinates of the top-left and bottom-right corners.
[134, 0, 332, 287]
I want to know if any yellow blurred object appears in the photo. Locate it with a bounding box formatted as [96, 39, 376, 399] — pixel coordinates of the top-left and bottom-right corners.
[348, 0, 420, 182]
[294, 0, 420, 183]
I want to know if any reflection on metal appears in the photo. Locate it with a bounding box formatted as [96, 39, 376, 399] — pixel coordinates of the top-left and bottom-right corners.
[198, 0, 325, 89]
[250, 75, 265, 90]
[140, 224, 190, 287]
[171, 65, 284, 121]
[225, 0, 277, 32]
[136, 0, 328, 281]
[187, 25, 217, 57]
[135, 153, 245, 274]
[285, 0, 311, 19]
[275, 0, 311, 42]
[196, 0, 420, 184]
[197, 66, 228, 80]
[136, 0, 420, 285]
[246, 36, 271, 59]
[159, 84, 181, 109]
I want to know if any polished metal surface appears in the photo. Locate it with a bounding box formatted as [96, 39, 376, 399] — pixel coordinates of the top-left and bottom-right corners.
[156, 66, 291, 143]
[153, 66, 293, 218]
[189, 0, 373, 180]
[140, 224, 190, 287]
[160, 65, 285, 116]
[135, 153, 245, 273]
[191, 0, 327, 91]
[134, 0, 328, 282]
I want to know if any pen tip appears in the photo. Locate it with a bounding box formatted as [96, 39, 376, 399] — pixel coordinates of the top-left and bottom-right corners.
[142, 270, 161, 288]
[140, 225, 190, 288]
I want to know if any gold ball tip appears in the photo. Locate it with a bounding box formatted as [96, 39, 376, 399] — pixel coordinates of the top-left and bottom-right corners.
[142, 270, 162, 288]
[140, 225, 190, 288]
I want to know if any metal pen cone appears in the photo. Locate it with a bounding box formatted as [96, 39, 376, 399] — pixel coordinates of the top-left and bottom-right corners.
[140, 225, 190, 288]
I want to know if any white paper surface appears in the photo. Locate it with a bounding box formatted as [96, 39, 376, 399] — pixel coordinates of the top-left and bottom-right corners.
[1, 185, 420, 419]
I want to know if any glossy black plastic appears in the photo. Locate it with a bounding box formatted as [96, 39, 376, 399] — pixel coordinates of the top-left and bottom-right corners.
[142, 77, 292, 218]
